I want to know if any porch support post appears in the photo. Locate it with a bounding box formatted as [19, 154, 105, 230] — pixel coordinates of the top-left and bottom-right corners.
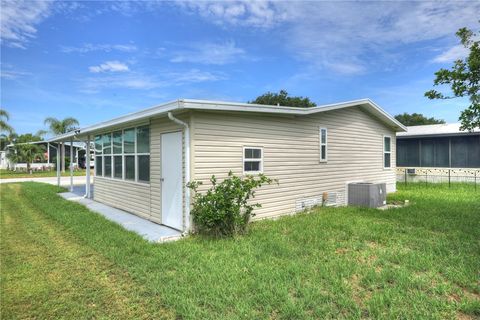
[70, 137, 74, 192]
[56, 143, 61, 187]
[75, 148, 79, 167]
[85, 136, 91, 199]
[47, 142, 50, 164]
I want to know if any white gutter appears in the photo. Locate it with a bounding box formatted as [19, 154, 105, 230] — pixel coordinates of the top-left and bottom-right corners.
[167, 111, 191, 233]
[47, 98, 406, 143]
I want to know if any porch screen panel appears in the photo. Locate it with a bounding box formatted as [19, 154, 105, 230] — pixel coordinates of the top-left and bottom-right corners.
[397, 139, 420, 167]
[451, 137, 469, 168]
[466, 136, 480, 168]
[420, 139, 434, 167]
[433, 138, 449, 167]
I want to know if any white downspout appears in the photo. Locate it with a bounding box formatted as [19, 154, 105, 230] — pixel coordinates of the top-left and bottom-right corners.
[167, 112, 191, 233]
[56, 143, 61, 187]
[85, 136, 91, 199]
[70, 137, 74, 192]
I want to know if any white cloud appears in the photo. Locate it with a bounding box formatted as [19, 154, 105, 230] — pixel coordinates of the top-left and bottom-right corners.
[175, 1, 288, 28]
[432, 45, 470, 63]
[61, 43, 137, 53]
[170, 41, 246, 65]
[0, 63, 30, 79]
[175, 1, 480, 75]
[0, 0, 54, 48]
[89, 61, 130, 73]
[81, 69, 225, 93]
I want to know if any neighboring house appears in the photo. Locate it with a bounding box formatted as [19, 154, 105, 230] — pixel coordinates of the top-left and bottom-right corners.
[4, 141, 86, 170]
[396, 123, 480, 169]
[0, 151, 7, 169]
[49, 99, 406, 232]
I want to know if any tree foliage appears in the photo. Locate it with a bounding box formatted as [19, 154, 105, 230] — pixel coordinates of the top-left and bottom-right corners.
[0, 109, 14, 135]
[394, 113, 445, 126]
[44, 117, 79, 135]
[250, 90, 316, 108]
[187, 171, 274, 237]
[425, 25, 480, 131]
[44, 116, 79, 172]
[7, 142, 45, 172]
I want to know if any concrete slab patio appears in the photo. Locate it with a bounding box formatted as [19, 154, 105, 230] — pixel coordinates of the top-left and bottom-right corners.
[60, 186, 182, 243]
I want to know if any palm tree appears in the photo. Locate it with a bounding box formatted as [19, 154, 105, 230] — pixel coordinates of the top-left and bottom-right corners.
[0, 109, 14, 134]
[44, 117, 79, 172]
[7, 143, 45, 173]
[0, 110, 15, 150]
[0, 132, 17, 150]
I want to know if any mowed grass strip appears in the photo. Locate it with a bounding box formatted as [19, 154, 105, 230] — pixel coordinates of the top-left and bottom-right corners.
[0, 183, 173, 320]
[0, 169, 88, 179]
[1, 182, 479, 319]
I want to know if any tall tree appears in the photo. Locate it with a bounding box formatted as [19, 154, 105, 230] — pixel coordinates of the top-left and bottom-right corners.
[0, 109, 15, 150]
[425, 25, 480, 131]
[44, 117, 79, 172]
[394, 113, 445, 126]
[7, 143, 45, 173]
[250, 90, 316, 108]
[6, 133, 46, 172]
[0, 109, 14, 134]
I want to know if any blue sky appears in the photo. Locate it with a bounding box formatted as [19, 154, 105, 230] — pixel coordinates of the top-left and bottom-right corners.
[1, 1, 478, 135]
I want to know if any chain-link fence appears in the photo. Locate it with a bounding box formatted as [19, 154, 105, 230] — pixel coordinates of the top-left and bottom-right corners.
[396, 167, 480, 190]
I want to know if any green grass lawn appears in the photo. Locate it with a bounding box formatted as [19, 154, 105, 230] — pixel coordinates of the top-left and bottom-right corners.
[0, 169, 88, 179]
[1, 183, 479, 319]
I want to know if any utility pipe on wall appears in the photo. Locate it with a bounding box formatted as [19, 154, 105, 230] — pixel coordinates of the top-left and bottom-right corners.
[70, 137, 74, 192]
[85, 136, 91, 199]
[56, 143, 60, 187]
[167, 112, 191, 232]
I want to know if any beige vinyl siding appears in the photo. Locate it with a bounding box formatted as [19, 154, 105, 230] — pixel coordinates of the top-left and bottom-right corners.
[94, 177, 151, 219]
[93, 114, 188, 226]
[191, 106, 397, 219]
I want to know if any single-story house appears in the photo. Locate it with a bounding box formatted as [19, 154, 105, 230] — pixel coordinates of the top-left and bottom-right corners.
[48, 99, 406, 232]
[396, 123, 480, 169]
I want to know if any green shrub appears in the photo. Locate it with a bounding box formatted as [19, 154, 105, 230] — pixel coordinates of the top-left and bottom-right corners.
[187, 171, 274, 237]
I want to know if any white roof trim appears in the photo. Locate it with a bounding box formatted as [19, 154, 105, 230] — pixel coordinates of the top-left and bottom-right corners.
[397, 123, 479, 138]
[48, 98, 406, 142]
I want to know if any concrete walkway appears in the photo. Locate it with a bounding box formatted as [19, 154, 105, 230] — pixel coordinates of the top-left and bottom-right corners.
[0, 176, 92, 186]
[59, 188, 182, 243]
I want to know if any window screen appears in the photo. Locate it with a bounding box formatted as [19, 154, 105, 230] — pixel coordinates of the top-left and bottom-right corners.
[320, 128, 327, 162]
[114, 156, 122, 179]
[384, 136, 391, 168]
[113, 131, 122, 154]
[104, 156, 112, 177]
[125, 155, 135, 180]
[244, 147, 263, 173]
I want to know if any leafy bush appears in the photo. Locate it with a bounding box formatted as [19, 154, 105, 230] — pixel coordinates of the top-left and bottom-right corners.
[187, 171, 274, 237]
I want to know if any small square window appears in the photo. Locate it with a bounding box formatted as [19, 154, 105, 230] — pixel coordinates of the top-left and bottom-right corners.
[243, 147, 262, 174]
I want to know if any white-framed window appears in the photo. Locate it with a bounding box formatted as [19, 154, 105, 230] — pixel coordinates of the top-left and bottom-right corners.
[94, 125, 150, 183]
[383, 135, 392, 169]
[320, 127, 328, 162]
[319, 128, 328, 162]
[243, 147, 263, 174]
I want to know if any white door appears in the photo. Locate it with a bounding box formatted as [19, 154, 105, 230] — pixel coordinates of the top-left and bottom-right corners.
[161, 131, 183, 230]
